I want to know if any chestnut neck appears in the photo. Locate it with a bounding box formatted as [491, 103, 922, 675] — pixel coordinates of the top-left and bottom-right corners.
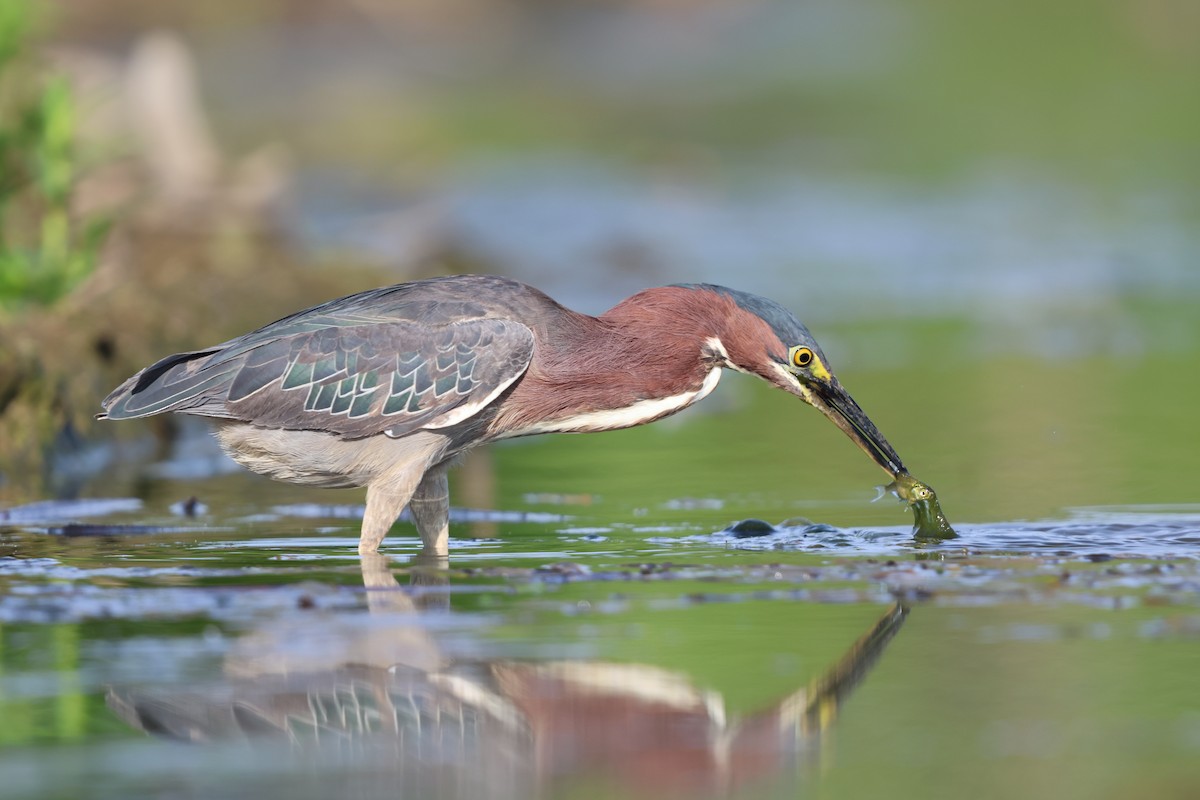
[491, 287, 742, 434]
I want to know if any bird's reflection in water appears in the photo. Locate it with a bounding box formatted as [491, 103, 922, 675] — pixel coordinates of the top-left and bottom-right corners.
[109, 556, 907, 799]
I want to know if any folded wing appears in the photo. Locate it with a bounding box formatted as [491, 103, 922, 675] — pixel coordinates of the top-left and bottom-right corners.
[100, 318, 534, 439]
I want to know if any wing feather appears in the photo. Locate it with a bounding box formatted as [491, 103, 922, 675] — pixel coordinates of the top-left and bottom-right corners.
[102, 318, 534, 438]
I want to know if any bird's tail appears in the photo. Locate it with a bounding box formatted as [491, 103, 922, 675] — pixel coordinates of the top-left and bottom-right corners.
[98, 347, 229, 420]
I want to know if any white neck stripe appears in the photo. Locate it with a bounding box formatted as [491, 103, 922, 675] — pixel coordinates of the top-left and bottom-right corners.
[505, 366, 723, 436]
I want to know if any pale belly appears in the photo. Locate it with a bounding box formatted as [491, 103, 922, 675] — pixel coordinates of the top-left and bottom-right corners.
[213, 421, 449, 489]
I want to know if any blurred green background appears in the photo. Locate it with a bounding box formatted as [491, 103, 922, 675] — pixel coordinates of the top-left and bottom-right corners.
[48, 0, 1200, 184]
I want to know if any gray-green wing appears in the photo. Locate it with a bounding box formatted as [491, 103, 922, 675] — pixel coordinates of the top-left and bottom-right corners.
[101, 319, 534, 439]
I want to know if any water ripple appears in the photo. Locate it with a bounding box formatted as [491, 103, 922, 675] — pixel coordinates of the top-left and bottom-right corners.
[664, 507, 1200, 559]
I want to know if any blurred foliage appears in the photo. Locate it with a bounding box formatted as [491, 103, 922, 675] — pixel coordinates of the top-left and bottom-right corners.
[0, 0, 106, 311]
[0, 223, 392, 501]
[0, 0, 405, 502]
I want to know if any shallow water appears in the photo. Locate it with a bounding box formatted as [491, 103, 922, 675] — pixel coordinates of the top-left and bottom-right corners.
[3, 358, 1200, 799]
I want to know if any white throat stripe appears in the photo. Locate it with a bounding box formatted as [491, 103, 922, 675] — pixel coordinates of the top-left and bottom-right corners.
[509, 367, 723, 436]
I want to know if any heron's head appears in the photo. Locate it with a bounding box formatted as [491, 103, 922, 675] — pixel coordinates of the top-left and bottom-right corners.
[684, 284, 906, 478]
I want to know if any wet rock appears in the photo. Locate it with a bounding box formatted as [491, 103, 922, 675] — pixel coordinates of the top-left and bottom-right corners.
[724, 519, 777, 539]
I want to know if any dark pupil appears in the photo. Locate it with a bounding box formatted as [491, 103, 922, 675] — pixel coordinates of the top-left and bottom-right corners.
[797, 350, 810, 365]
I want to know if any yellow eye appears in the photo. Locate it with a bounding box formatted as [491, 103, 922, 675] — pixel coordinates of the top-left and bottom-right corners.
[791, 347, 814, 368]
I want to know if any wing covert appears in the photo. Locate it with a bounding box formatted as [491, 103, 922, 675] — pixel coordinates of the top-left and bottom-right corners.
[219, 318, 533, 438]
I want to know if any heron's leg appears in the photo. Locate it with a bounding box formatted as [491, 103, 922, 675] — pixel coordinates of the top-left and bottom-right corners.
[410, 464, 451, 557]
[361, 472, 423, 554]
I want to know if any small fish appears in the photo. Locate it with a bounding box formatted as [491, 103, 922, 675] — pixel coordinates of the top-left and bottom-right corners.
[882, 472, 958, 540]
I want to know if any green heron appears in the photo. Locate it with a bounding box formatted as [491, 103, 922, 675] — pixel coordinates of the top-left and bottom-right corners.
[101, 275, 912, 555]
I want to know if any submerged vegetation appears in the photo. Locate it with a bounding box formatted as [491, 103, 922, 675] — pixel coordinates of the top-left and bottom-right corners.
[886, 472, 957, 540]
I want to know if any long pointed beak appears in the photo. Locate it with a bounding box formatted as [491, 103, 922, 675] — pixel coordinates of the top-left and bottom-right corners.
[807, 378, 905, 478]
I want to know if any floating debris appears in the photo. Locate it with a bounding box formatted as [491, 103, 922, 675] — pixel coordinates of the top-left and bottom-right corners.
[170, 496, 209, 517]
[535, 562, 593, 580]
[50, 523, 195, 538]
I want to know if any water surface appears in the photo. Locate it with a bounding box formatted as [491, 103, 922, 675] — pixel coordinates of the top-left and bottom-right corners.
[2, 356, 1198, 799]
